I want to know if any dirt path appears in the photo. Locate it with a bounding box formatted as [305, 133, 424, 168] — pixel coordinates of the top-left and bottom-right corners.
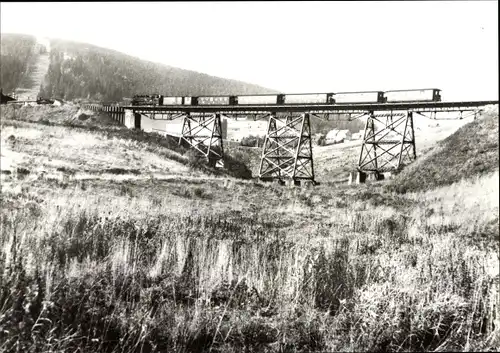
[14, 37, 51, 101]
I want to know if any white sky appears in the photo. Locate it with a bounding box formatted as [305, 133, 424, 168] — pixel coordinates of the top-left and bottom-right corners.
[1, 1, 498, 101]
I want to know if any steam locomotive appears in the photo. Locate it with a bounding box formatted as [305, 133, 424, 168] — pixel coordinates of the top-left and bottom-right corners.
[131, 89, 441, 106]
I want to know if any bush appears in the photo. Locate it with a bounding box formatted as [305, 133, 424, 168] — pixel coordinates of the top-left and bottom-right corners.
[186, 149, 207, 170]
[223, 151, 253, 179]
[241, 135, 265, 148]
[316, 135, 326, 146]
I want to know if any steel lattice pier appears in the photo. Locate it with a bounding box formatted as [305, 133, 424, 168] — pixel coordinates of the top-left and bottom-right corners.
[179, 113, 224, 168]
[358, 111, 416, 174]
[259, 113, 315, 184]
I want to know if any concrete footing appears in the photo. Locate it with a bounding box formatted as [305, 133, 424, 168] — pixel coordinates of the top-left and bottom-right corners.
[124, 109, 142, 129]
[260, 178, 316, 188]
[348, 171, 367, 185]
[348, 170, 392, 185]
[367, 172, 382, 181]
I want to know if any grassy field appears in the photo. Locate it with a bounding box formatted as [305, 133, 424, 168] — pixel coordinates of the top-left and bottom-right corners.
[0, 105, 498, 352]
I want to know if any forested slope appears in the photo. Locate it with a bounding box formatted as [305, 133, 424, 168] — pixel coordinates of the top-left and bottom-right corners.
[38, 38, 277, 101]
[0, 33, 36, 93]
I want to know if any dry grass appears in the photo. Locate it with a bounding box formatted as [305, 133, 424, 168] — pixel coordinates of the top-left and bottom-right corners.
[1, 120, 190, 177]
[1, 165, 498, 352]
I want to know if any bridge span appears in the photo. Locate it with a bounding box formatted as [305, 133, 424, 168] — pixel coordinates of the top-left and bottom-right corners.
[82, 99, 498, 185]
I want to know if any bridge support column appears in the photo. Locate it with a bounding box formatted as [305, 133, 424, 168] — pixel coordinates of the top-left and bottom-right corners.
[259, 113, 315, 185]
[358, 111, 416, 175]
[179, 113, 224, 168]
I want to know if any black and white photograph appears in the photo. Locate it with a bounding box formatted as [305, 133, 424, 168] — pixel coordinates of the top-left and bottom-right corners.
[0, 1, 498, 352]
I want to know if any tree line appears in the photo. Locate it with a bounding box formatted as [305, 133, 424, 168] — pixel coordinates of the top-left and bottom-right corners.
[0, 34, 36, 93]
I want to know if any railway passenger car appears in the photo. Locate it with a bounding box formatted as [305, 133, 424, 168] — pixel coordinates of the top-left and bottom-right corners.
[333, 91, 385, 104]
[384, 89, 441, 103]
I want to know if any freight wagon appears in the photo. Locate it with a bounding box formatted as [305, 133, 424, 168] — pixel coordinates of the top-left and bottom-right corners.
[161, 96, 184, 105]
[196, 96, 238, 105]
[283, 93, 329, 104]
[333, 91, 385, 104]
[237, 94, 280, 105]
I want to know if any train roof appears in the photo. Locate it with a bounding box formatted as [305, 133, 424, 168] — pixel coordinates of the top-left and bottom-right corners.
[280, 92, 329, 95]
[137, 89, 442, 99]
[334, 90, 384, 94]
[196, 93, 278, 97]
[384, 88, 441, 92]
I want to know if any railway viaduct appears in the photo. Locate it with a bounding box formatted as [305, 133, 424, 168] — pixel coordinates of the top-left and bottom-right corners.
[82, 98, 499, 185]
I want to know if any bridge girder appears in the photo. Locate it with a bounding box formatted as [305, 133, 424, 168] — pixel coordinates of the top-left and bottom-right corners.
[123, 100, 498, 115]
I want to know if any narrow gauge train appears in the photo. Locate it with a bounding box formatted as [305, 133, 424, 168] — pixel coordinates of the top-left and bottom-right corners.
[131, 89, 441, 106]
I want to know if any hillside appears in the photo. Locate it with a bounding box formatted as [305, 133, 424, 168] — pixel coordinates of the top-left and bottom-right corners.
[35, 37, 277, 101]
[0, 104, 252, 181]
[388, 106, 499, 193]
[1, 34, 277, 102]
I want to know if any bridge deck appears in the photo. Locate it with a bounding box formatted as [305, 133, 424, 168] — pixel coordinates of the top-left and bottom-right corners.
[123, 100, 498, 114]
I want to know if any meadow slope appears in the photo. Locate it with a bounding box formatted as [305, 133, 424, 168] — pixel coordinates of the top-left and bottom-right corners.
[388, 107, 499, 193]
[0, 105, 498, 352]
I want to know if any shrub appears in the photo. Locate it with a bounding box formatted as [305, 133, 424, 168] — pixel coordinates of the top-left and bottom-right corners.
[316, 135, 326, 146]
[186, 149, 207, 170]
[223, 151, 253, 179]
[240, 135, 265, 148]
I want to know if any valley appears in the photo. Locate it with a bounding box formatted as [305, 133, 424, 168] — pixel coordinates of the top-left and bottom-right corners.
[0, 104, 498, 352]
